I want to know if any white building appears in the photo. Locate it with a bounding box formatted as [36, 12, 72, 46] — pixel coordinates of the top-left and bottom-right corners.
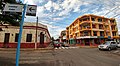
[0, 22, 51, 48]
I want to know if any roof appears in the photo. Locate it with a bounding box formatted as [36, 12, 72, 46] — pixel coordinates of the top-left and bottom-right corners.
[24, 22, 47, 29]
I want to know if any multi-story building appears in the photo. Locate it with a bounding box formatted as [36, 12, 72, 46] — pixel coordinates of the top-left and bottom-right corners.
[0, 22, 51, 48]
[66, 14, 119, 46]
[59, 30, 66, 43]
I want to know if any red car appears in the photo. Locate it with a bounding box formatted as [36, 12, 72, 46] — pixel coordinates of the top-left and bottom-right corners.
[53, 42, 61, 48]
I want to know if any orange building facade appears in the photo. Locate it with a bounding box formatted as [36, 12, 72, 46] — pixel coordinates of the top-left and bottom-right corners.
[66, 14, 119, 46]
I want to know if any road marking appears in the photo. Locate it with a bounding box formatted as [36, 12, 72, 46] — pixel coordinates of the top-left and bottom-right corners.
[19, 60, 39, 64]
[54, 47, 79, 50]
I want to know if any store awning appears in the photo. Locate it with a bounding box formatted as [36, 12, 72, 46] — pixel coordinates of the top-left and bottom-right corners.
[98, 36, 104, 38]
[76, 36, 98, 39]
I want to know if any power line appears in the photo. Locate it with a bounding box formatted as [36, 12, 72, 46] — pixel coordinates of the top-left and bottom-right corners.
[112, 14, 120, 18]
[104, 6, 119, 16]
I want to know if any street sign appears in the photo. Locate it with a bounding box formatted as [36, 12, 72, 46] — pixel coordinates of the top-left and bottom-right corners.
[26, 5, 37, 16]
[3, 3, 23, 13]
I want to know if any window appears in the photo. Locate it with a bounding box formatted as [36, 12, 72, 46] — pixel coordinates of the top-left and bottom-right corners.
[111, 42, 116, 44]
[15, 33, 19, 42]
[100, 31, 104, 36]
[110, 20, 115, 23]
[83, 18, 88, 21]
[103, 19, 106, 22]
[99, 24, 103, 29]
[111, 26, 116, 30]
[26, 34, 32, 42]
[0, 28, 3, 31]
[105, 25, 108, 29]
[106, 32, 109, 36]
[91, 18, 95, 21]
[93, 31, 97, 36]
[84, 31, 89, 36]
[98, 18, 102, 22]
[92, 24, 96, 28]
[112, 32, 116, 36]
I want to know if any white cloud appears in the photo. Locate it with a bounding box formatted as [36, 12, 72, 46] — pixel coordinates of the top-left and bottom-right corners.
[24, 0, 48, 5]
[53, 17, 63, 21]
[44, 1, 52, 10]
[24, 0, 35, 5]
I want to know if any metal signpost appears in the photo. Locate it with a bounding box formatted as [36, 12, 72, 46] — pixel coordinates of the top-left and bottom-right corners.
[15, 4, 27, 66]
[3, 3, 37, 66]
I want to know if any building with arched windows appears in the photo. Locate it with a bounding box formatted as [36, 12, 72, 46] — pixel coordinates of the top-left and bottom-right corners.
[0, 22, 51, 48]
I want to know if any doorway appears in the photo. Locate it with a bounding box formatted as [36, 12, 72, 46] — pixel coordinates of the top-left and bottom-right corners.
[85, 39, 90, 46]
[40, 32, 44, 45]
[4, 33, 10, 48]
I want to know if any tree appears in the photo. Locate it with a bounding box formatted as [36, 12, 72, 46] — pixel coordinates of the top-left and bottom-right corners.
[0, 0, 22, 26]
[51, 37, 55, 45]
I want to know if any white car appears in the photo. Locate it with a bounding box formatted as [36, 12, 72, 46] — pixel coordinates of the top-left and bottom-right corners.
[117, 42, 120, 48]
[98, 41, 117, 51]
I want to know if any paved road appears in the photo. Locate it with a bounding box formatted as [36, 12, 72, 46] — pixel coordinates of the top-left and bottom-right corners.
[0, 48, 120, 66]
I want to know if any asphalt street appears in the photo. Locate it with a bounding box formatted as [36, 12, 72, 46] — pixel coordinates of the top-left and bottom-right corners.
[0, 48, 120, 66]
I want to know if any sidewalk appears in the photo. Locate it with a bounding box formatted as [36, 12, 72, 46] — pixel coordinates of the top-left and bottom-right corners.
[79, 46, 98, 48]
[0, 47, 54, 51]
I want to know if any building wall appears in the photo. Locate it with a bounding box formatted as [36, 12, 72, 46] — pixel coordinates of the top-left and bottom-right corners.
[0, 22, 51, 48]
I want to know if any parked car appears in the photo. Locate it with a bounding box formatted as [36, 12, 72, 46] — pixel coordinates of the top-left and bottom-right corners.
[61, 42, 69, 47]
[98, 41, 117, 51]
[117, 42, 120, 48]
[53, 41, 61, 48]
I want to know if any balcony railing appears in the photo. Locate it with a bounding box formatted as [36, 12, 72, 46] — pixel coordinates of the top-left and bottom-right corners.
[82, 26, 91, 29]
[80, 34, 92, 36]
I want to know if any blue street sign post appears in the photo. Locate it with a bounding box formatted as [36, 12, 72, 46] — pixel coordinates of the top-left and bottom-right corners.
[16, 4, 27, 66]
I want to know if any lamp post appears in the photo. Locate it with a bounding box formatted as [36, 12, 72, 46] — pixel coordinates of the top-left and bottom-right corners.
[35, 16, 38, 49]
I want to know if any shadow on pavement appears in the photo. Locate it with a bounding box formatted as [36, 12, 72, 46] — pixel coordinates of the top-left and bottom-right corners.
[0, 57, 15, 66]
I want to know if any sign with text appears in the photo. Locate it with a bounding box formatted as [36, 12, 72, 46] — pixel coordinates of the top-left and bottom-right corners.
[3, 3, 23, 13]
[26, 5, 37, 16]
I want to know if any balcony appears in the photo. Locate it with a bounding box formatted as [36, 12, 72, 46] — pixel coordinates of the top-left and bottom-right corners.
[111, 28, 118, 32]
[92, 24, 97, 29]
[80, 33, 92, 36]
[110, 20, 116, 25]
[80, 21, 90, 25]
[75, 30, 79, 33]
[99, 25, 104, 29]
[111, 22, 116, 25]
[82, 26, 91, 30]
[112, 36, 119, 39]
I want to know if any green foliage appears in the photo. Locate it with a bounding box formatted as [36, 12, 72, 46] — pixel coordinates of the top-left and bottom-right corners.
[0, 0, 22, 26]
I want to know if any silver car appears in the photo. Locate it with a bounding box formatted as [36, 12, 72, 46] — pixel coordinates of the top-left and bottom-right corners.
[98, 41, 117, 51]
[117, 42, 120, 48]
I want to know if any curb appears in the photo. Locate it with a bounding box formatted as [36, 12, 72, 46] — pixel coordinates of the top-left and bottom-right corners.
[0, 47, 54, 51]
[79, 46, 98, 48]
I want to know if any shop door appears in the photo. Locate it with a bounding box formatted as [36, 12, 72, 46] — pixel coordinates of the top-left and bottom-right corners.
[85, 39, 90, 46]
[40, 32, 44, 45]
[4, 33, 10, 47]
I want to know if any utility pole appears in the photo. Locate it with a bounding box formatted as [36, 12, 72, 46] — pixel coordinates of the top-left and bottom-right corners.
[35, 16, 38, 49]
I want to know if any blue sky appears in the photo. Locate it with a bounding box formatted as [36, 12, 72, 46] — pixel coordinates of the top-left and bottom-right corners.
[22, 0, 120, 39]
